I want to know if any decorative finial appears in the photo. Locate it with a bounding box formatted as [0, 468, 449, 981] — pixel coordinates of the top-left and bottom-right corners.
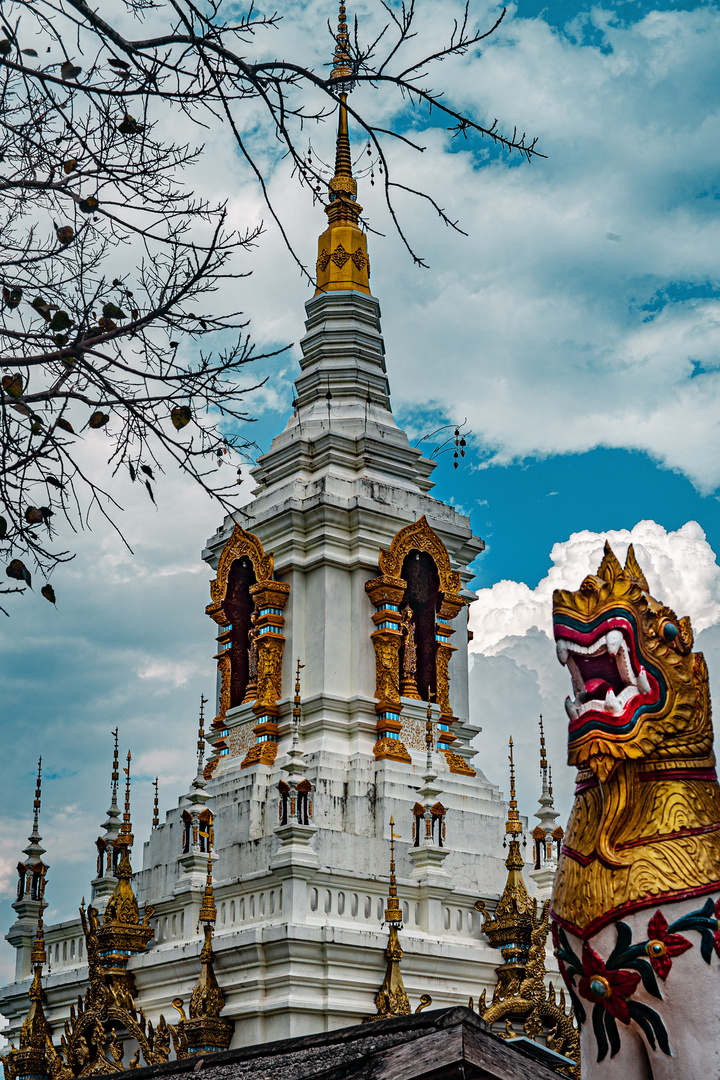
[385, 816, 402, 925]
[184, 833, 234, 1053]
[197, 694, 208, 774]
[330, 1, 354, 90]
[152, 777, 159, 829]
[30, 881, 47, 970]
[425, 695, 434, 772]
[292, 658, 305, 749]
[198, 838, 217, 926]
[113, 750, 134, 870]
[506, 737, 522, 837]
[539, 715, 548, 774]
[32, 757, 42, 836]
[315, 2, 370, 295]
[365, 817, 411, 1020]
[111, 727, 119, 804]
[548, 765, 553, 798]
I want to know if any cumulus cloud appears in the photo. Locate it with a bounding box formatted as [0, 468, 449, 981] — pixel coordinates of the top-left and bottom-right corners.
[468, 520, 720, 827]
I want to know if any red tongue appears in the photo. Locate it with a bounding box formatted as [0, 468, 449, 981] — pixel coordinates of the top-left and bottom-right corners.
[585, 678, 609, 698]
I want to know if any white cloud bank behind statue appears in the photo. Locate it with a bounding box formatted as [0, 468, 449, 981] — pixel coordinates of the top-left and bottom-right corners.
[467, 520, 720, 828]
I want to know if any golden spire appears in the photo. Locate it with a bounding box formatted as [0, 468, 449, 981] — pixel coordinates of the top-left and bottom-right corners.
[474, 738, 534, 995]
[100, 749, 153, 955]
[539, 715, 548, 774]
[314, 1, 371, 295]
[193, 693, 208, 783]
[152, 777, 159, 829]
[365, 817, 411, 1021]
[506, 736, 523, 838]
[184, 838, 234, 1053]
[11, 880, 53, 1080]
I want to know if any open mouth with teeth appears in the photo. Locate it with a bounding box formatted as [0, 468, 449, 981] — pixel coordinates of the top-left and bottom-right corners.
[554, 608, 668, 740]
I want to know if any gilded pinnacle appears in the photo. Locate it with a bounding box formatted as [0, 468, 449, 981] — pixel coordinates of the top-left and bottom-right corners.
[384, 816, 402, 925]
[506, 737, 522, 836]
[198, 842, 217, 926]
[32, 757, 42, 835]
[539, 715, 548, 774]
[152, 777, 159, 829]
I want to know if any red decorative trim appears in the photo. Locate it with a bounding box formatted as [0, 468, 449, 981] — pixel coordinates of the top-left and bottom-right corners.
[551, 879, 720, 940]
[561, 844, 595, 867]
[639, 767, 718, 783]
[574, 776, 599, 795]
[617, 821, 720, 851]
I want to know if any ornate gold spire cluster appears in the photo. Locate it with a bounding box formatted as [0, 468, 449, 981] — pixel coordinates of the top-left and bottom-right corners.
[532, 716, 563, 870]
[473, 737, 580, 1076]
[98, 751, 155, 968]
[314, 1, 371, 295]
[475, 738, 533, 993]
[366, 817, 412, 1021]
[184, 842, 234, 1054]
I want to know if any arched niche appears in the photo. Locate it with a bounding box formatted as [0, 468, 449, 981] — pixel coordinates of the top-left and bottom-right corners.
[206, 523, 290, 770]
[366, 516, 473, 773]
[399, 549, 441, 703]
[224, 555, 257, 708]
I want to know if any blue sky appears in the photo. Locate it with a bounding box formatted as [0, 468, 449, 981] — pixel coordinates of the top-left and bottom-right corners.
[2, 0, 720, 985]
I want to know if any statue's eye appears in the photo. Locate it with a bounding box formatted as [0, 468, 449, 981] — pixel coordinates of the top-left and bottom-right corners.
[663, 622, 678, 642]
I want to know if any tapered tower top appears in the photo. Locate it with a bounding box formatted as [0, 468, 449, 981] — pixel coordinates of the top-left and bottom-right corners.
[314, 2, 371, 295]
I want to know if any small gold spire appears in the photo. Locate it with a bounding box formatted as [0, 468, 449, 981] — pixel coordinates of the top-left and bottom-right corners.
[539, 715, 548, 774]
[118, 751, 134, 850]
[32, 757, 42, 836]
[506, 737, 522, 837]
[111, 728, 119, 804]
[315, 1, 370, 295]
[198, 844, 217, 926]
[152, 777, 159, 829]
[30, 880, 46, 970]
[365, 817, 411, 1021]
[549, 765, 553, 798]
[384, 816, 402, 925]
[184, 835, 234, 1053]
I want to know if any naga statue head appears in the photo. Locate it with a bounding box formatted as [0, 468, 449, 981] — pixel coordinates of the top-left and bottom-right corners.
[553, 542, 700, 783]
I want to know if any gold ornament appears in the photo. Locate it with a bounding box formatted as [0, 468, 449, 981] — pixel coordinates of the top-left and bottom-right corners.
[313, 4, 370, 296]
[475, 742, 579, 1078]
[365, 817, 428, 1021]
[552, 542, 720, 935]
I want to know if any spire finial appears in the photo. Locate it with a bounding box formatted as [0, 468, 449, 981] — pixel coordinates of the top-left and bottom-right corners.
[197, 694, 208, 774]
[152, 777, 159, 829]
[115, 751, 134, 857]
[548, 764, 553, 798]
[198, 834, 217, 926]
[539, 715, 548, 775]
[366, 817, 411, 1020]
[331, 1, 353, 86]
[292, 658, 305, 749]
[314, 1, 370, 295]
[384, 816, 402, 924]
[30, 880, 47, 970]
[506, 738, 522, 837]
[32, 757, 42, 835]
[111, 727, 119, 805]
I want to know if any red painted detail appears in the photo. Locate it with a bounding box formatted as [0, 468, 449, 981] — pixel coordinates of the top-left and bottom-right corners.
[551, 879, 720, 940]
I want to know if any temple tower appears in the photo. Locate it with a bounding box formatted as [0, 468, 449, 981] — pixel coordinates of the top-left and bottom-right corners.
[0, 3, 533, 1054]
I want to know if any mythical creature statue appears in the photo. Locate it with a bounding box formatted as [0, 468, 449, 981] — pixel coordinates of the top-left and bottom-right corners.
[551, 542, 720, 1077]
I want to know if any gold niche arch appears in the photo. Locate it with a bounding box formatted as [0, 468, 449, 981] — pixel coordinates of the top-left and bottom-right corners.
[205, 523, 290, 774]
[365, 516, 475, 775]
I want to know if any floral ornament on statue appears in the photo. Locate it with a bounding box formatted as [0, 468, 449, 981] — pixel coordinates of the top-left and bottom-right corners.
[553, 897, 720, 1062]
[645, 911, 692, 980]
[577, 942, 640, 1024]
